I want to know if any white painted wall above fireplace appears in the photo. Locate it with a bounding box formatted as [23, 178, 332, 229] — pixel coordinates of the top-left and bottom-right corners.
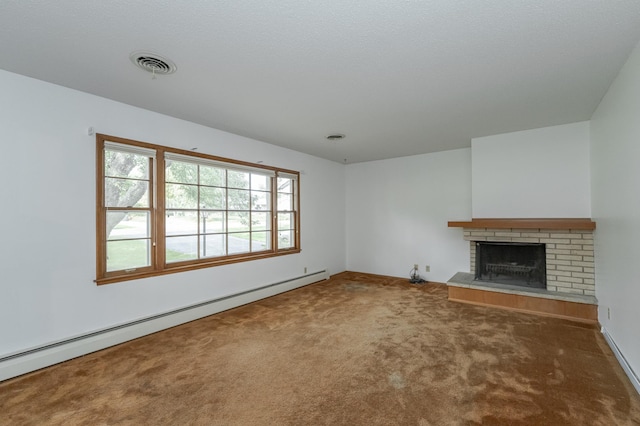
[471, 121, 591, 218]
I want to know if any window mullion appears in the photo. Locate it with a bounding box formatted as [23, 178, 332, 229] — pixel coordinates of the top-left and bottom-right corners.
[271, 175, 278, 252]
[156, 150, 166, 270]
[197, 164, 201, 260]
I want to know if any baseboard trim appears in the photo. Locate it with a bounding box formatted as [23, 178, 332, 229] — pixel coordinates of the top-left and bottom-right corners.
[601, 327, 640, 396]
[338, 270, 446, 286]
[0, 270, 329, 382]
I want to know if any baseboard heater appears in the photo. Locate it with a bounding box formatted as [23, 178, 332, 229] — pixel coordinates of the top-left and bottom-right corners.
[602, 326, 640, 396]
[0, 270, 329, 382]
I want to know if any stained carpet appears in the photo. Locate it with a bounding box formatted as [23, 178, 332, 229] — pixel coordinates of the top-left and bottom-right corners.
[1, 272, 639, 425]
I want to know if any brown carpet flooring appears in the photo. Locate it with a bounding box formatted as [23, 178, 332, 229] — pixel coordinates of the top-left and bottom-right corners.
[1, 272, 639, 425]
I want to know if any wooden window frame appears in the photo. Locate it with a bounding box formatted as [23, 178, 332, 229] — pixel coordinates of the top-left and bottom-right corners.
[96, 134, 300, 285]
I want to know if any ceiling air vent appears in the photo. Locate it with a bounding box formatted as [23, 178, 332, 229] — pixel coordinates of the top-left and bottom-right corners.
[129, 51, 177, 76]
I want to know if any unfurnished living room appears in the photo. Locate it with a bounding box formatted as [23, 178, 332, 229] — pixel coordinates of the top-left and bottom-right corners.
[1, 1, 640, 425]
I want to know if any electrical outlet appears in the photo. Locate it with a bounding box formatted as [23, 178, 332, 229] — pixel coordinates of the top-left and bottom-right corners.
[304, 267, 307, 274]
[425, 265, 430, 272]
[414, 264, 418, 270]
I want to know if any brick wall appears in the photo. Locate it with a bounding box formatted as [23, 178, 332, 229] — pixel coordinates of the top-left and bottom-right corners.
[464, 229, 595, 296]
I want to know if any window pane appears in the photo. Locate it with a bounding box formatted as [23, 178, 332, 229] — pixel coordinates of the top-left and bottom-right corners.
[105, 150, 149, 179]
[228, 170, 249, 189]
[200, 234, 226, 258]
[200, 186, 226, 209]
[107, 239, 151, 271]
[251, 191, 270, 211]
[166, 211, 198, 236]
[277, 213, 292, 230]
[107, 211, 150, 240]
[228, 212, 250, 232]
[166, 183, 198, 209]
[228, 189, 250, 210]
[277, 178, 292, 194]
[278, 230, 293, 249]
[277, 193, 292, 211]
[228, 232, 250, 254]
[204, 211, 226, 233]
[252, 212, 270, 231]
[200, 166, 225, 187]
[251, 174, 269, 191]
[251, 231, 270, 251]
[166, 160, 197, 184]
[105, 178, 149, 208]
[166, 236, 198, 262]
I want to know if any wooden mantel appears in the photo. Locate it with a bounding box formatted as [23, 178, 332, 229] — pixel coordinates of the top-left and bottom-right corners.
[447, 218, 596, 230]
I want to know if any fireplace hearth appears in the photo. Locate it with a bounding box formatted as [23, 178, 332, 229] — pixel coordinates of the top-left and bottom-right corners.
[475, 242, 546, 289]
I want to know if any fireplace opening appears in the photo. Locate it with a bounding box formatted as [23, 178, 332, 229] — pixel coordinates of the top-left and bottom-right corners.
[475, 242, 546, 289]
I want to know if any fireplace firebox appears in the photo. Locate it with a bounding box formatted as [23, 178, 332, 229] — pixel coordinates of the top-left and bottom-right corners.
[475, 242, 546, 289]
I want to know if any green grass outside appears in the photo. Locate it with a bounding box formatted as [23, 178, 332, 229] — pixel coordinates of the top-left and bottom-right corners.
[107, 230, 272, 271]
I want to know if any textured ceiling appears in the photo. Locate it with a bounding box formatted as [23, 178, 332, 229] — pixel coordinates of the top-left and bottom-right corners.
[2, 1, 640, 163]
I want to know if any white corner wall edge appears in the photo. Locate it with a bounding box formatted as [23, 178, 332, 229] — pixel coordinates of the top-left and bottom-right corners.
[0, 270, 330, 382]
[601, 327, 640, 396]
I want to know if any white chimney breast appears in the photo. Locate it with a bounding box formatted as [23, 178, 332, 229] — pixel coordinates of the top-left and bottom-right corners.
[471, 121, 591, 218]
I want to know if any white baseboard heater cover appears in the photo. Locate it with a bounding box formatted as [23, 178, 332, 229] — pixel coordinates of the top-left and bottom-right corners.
[0, 270, 329, 382]
[602, 326, 640, 396]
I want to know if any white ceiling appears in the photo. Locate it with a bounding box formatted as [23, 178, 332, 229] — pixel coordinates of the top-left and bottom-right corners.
[2, 1, 640, 163]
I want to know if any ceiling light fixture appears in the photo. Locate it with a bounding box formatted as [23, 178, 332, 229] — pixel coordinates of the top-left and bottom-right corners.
[326, 134, 346, 141]
[130, 51, 177, 79]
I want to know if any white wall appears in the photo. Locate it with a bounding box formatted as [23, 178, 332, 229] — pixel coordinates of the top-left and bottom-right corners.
[472, 122, 591, 218]
[0, 70, 346, 356]
[590, 40, 640, 380]
[345, 149, 472, 283]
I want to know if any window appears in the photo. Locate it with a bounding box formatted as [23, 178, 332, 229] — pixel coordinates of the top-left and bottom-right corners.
[277, 174, 297, 250]
[96, 134, 300, 284]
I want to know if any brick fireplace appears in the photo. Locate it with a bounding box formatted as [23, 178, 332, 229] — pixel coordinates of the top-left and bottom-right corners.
[447, 218, 597, 322]
[467, 227, 595, 295]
